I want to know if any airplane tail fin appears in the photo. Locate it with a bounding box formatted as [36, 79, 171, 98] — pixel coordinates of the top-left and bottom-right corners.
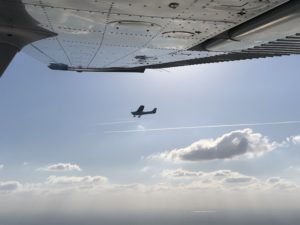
[152, 108, 157, 113]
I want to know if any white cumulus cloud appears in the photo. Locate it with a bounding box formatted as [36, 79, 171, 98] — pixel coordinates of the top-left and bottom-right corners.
[155, 129, 277, 162]
[286, 135, 300, 145]
[161, 168, 203, 178]
[39, 163, 82, 172]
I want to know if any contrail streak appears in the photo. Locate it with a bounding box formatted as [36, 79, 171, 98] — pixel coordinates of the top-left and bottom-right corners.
[105, 120, 300, 134]
[94, 120, 137, 126]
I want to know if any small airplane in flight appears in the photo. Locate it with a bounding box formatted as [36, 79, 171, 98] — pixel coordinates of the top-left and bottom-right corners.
[131, 105, 157, 118]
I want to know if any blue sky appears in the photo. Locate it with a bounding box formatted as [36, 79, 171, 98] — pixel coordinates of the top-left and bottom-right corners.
[0, 53, 300, 224]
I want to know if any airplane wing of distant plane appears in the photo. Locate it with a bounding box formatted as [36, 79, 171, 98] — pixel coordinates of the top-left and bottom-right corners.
[1, 0, 300, 76]
[137, 106, 145, 113]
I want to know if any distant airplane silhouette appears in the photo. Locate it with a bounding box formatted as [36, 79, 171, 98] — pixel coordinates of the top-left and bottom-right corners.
[131, 105, 157, 118]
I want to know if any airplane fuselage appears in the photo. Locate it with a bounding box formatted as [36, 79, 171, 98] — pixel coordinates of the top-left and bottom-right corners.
[131, 111, 155, 117]
[131, 107, 157, 118]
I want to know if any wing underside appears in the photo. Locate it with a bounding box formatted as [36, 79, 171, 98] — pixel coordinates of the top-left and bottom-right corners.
[3, 0, 300, 73]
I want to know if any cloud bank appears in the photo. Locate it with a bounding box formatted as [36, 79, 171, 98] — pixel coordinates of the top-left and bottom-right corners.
[0, 170, 297, 195]
[161, 168, 297, 191]
[0, 170, 298, 216]
[47, 175, 108, 187]
[162, 169, 257, 186]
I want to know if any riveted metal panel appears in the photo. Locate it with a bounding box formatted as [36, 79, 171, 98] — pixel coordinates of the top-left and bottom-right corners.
[183, 0, 287, 22]
[23, 4, 108, 67]
[18, 0, 290, 69]
[23, 43, 57, 64]
[148, 19, 231, 50]
[88, 46, 139, 68]
[111, 0, 198, 19]
[25, 37, 70, 65]
[108, 48, 224, 68]
[106, 14, 166, 36]
[22, 0, 112, 12]
[102, 32, 151, 49]
[43, 8, 107, 33]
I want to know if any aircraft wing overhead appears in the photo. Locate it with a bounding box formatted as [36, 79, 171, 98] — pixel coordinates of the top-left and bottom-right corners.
[1, 0, 300, 75]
